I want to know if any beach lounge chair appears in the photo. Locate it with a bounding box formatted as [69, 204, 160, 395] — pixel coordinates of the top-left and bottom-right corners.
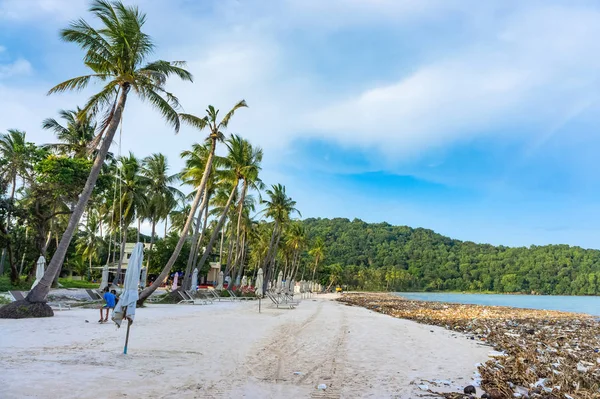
[86, 289, 103, 302]
[48, 302, 71, 311]
[195, 290, 214, 304]
[176, 290, 194, 304]
[265, 290, 297, 309]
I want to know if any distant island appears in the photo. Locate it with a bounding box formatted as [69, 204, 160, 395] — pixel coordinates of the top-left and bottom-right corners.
[302, 217, 600, 295]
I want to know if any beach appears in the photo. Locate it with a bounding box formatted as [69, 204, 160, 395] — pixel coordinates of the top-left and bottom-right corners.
[0, 294, 488, 398]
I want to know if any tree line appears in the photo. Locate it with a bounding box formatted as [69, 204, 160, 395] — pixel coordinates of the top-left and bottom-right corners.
[0, 0, 325, 317]
[302, 218, 600, 295]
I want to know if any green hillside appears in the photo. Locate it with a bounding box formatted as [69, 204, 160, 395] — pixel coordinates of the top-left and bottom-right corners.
[302, 218, 600, 295]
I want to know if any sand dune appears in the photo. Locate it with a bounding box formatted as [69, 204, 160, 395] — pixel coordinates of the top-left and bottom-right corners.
[0, 295, 488, 398]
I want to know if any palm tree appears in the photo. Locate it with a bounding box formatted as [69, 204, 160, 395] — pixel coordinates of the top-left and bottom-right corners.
[309, 236, 325, 281]
[138, 101, 247, 303]
[0, 129, 34, 277]
[22, 0, 192, 307]
[76, 212, 103, 275]
[285, 222, 307, 279]
[114, 153, 149, 282]
[261, 184, 300, 288]
[141, 153, 181, 269]
[223, 135, 264, 280]
[42, 108, 96, 157]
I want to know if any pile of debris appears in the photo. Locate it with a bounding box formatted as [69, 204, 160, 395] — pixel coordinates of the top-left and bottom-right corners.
[339, 293, 600, 399]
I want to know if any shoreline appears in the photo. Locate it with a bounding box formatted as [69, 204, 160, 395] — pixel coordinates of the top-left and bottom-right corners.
[339, 292, 600, 398]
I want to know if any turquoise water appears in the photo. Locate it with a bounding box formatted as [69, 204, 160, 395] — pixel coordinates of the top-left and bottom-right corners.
[394, 292, 600, 316]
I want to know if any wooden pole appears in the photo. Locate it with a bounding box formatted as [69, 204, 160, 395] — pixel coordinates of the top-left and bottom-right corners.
[259, 298, 261, 313]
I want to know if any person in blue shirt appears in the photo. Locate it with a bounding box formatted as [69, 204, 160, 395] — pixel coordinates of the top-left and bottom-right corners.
[99, 287, 116, 323]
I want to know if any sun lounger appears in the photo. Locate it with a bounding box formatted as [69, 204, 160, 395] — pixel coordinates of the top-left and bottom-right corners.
[265, 290, 297, 309]
[85, 289, 103, 302]
[227, 289, 253, 301]
[195, 290, 214, 304]
[48, 302, 71, 311]
[176, 290, 195, 304]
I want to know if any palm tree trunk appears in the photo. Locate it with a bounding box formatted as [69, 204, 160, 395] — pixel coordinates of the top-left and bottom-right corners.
[311, 256, 320, 281]
[182, 194, 208, 290]
[231, 179, 247, 271]
[146, 217, 156, 268]
[137, 218, 140, 242]
[138, 138, 218, 304]
[1, 177, 17, 275]
[164, 215, 168, 237]
[192, 183, 238, 276]
[116, 223, 128, 284]
[25, 85, 130, 304]
[192, 201, 209, 271]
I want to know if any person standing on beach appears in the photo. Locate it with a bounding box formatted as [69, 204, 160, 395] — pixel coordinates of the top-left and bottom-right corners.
[99, 287, 116, 323]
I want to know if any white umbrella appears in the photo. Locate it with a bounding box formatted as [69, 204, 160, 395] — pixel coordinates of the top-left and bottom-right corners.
[139, 267, 147, 289]
[289, 279, 295, 295]
[241, 275, 247, 288]
[276, 271, 283, 293]
[99, 264, 109, 291]
[235, 275, 241, 286]
[191, 268, 198, 291]
[247, 277, 252, 288]
[112, 242, 143, 354]
[255, 268, 264, 297]
[31, 256, 45, 289]
[172, 273, 179, 290]
[216, 271, 224, 290]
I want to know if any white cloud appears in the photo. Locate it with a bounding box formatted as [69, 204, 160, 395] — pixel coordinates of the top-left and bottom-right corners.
[308, 5, 600, 158]
[0, 0, 86, 21]
[0, 58, 32, 79]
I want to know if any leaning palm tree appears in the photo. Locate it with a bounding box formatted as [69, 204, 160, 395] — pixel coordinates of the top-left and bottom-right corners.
[42, 108, 96, 158]
[138, 100, 247, 303]
[13, 0, 193, 311]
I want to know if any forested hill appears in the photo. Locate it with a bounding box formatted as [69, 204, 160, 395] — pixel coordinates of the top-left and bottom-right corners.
[302, 218, 600, 295]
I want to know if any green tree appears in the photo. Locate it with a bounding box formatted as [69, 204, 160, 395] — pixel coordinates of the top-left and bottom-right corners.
[20, 0, 192, 308]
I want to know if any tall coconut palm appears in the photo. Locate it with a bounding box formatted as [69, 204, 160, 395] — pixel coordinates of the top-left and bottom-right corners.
[261, 184, 300, 288]
[20, 0, 192, 308]
[114, 152, 149, 282]
[42, 109, 96, 158]
[285, 221, 307, 279]
[141, 153, 181, 269]
[138, 100, 247, 303]
[222, 135, 264, 279]
[76, 212, 103, 275]
[309, 236, 325, 281]
[0, 129, 34, 277]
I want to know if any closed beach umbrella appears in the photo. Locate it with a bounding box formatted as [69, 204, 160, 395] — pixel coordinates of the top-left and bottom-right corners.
[191, 268, 198, 291]
[112, 243, 144, 354]
[289, 279, 295, 295]
[139, 267, 147, 289]
[235, 275, 241, 286]
[172, 272, 179, 290]
[112, 243, 143, 327]
[216, 271, 224, 290]
[248, 277, 252, 288]
[276, 271, 283, 293]
[255, 268, 264, 297]
[99, 264, 109, 291]
[31, 256, 45, 289]
[241, 275, 248, 288]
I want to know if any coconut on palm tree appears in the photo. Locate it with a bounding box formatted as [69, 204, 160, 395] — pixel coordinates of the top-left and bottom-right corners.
[0, 0, 193, 317]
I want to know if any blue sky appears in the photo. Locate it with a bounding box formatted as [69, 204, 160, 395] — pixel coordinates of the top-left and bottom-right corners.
[1, 0, 600, 248]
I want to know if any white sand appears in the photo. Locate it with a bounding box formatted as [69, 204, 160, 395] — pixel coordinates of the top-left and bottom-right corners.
[0, 295, 489, 398]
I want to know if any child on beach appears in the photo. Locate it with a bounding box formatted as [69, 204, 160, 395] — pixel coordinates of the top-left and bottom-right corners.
[99, 287, 116, 323]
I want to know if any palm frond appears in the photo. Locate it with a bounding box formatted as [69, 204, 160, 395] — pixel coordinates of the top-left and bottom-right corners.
[47, 74, 107, 95]
[180, 113, 209, 131]
[220, 100, 248, 128]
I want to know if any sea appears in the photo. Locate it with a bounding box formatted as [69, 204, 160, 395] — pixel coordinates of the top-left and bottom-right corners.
[394, 292, 600, 317]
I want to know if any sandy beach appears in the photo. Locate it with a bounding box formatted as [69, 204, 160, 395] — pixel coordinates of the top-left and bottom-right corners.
[0, 294, 489, 398]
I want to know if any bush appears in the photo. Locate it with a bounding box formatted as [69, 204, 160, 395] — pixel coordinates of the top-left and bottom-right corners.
[0, 276, 32, 292]
[58, 279, 99, 289]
